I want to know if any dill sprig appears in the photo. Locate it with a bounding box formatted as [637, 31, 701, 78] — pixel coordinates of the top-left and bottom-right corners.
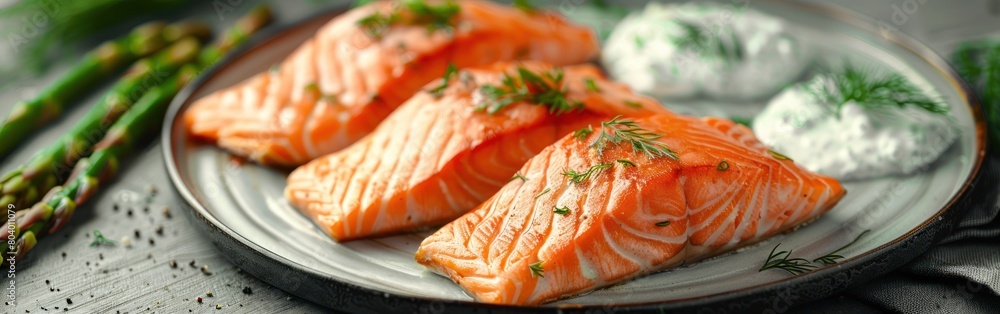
[591, 116, 678, 160]
[761, 230, 870, 275]
[477, 67, 583, 115]
[768, 150, 792, 161]
[427, 63, 458, 97]
[529, 261, 545, 278]
[813, 230, 870, 265]
[572, 125, 594, 140]
[808, 64, 948, 117]
[357, 0, 461, 40]
[584, 78, 600, 92]
[616, 159, 636, 167]
[513, 0, 537, 13]
[670, 20, 743, 62]
[952, 40, 1000, 148]
[759, 244, 817, 275]
[562, 163, 613, 184]
[553, 206, 570, 215]
[89, 229, 116, 247]
[655, 221, 671, 227]
[509, 172, 528, 183]
[534, 188, 551, 199]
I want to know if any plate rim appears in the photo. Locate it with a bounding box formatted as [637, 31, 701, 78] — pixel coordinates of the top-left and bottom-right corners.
[162, 1, 989, 312]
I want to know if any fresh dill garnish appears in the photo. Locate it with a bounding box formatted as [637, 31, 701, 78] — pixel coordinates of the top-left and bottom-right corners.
[759, 244, 817, 275]
[305, 83, 319, 91]
[562, 163, 613, 184]
[584, 78, 600, 92]
[655, 221, 671, 227]
[670, 20, 743, 62]
[730, 116, 753, 127]
[428, 62, 458, 97]
[634, 35, 646, 49]
[529, 261, 545, 278]
[476, 67, 584, 115]
[573, 125, 594, 140]
[513, 0, 536, 13]
[616, 159, 636, 168]
[624, 101, 642, 108]
[89, 229, 116, 247]
[553, 206, 570, 215]
[717, 160, 730, 171]
[813, 230, 870, 265]
[768, 150, 792, 161]
[534, 188, 551, 199]
[952, 40, 1000, 147]
[591, 116, 678, 160]
[357, 0, 461, 40]
[509, 172, 528, 183]
[807, 64, 948, 117]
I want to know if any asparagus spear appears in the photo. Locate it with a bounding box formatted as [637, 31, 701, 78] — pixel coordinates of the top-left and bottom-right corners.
[0, 20, 212, 158]
[3, 6, 273, 261]
[0, 38, 203, 211]
[7, 66, 201, 260]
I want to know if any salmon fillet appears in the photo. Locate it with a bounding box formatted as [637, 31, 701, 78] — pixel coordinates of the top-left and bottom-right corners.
[184, 0, 599, 166]
[415, 115, 846, 305]
[284, 62, 670, 241]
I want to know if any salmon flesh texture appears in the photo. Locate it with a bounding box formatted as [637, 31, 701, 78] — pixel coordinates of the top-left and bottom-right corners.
[284, 62, 670, 241]
[184, 0, 599, 166]
[415, 115, 846, 305]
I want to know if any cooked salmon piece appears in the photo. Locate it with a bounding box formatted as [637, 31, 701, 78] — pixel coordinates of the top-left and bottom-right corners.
[184, 0, 600, 166]
[415, 115, 845, 305]
[284, 62, 670, 241]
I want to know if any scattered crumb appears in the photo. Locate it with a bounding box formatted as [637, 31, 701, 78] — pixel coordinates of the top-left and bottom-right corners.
[189, 260, 197, 268]
[147, 184, 158, 194]
[206, 291, 214, 297]
[162, 207, 172, 218]
[242, 287, 252, 295]
[200, 265, 211, 275]
[66, 298, 72, 305]
[134, 230, 141, 239]
[120, 237, 132, 248]
[155, 226, 163, 236]
[196, 297, 203, 303]
[148, 238, 155, 246]
[215, 305, 222, 310]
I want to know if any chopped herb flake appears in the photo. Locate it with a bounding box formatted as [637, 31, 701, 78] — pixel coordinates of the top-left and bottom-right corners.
[717, 160, 729, 171]
[529, 261, 544, 278]
[509, 172, 528, 183]
[563, 163, 613, 184]
[553, 206, 570, 215]
[584, 78, 600, 92]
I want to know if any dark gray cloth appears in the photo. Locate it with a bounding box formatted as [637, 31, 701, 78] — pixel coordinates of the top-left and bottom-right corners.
[797, 154, 1000, 313]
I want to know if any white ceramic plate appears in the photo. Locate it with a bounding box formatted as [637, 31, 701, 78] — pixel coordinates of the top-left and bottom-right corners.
[163, 1, 987, 312]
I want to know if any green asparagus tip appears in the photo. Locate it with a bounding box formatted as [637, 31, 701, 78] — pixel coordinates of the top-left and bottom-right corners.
[0, 195, 13, 207]
[167, 38, 203, 62]
[164, 20, 214, 43]
[2, 175, 27, 194]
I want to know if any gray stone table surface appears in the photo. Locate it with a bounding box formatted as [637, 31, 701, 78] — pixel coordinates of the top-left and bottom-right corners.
[0, 0, 997, 313]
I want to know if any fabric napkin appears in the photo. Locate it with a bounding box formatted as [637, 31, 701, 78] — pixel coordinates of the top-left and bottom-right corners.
[796, 154, 1000, 313]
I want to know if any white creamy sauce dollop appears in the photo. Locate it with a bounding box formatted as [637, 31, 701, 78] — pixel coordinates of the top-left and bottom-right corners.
[753, 76, 959, 181]
[602, 2, 810, 100]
